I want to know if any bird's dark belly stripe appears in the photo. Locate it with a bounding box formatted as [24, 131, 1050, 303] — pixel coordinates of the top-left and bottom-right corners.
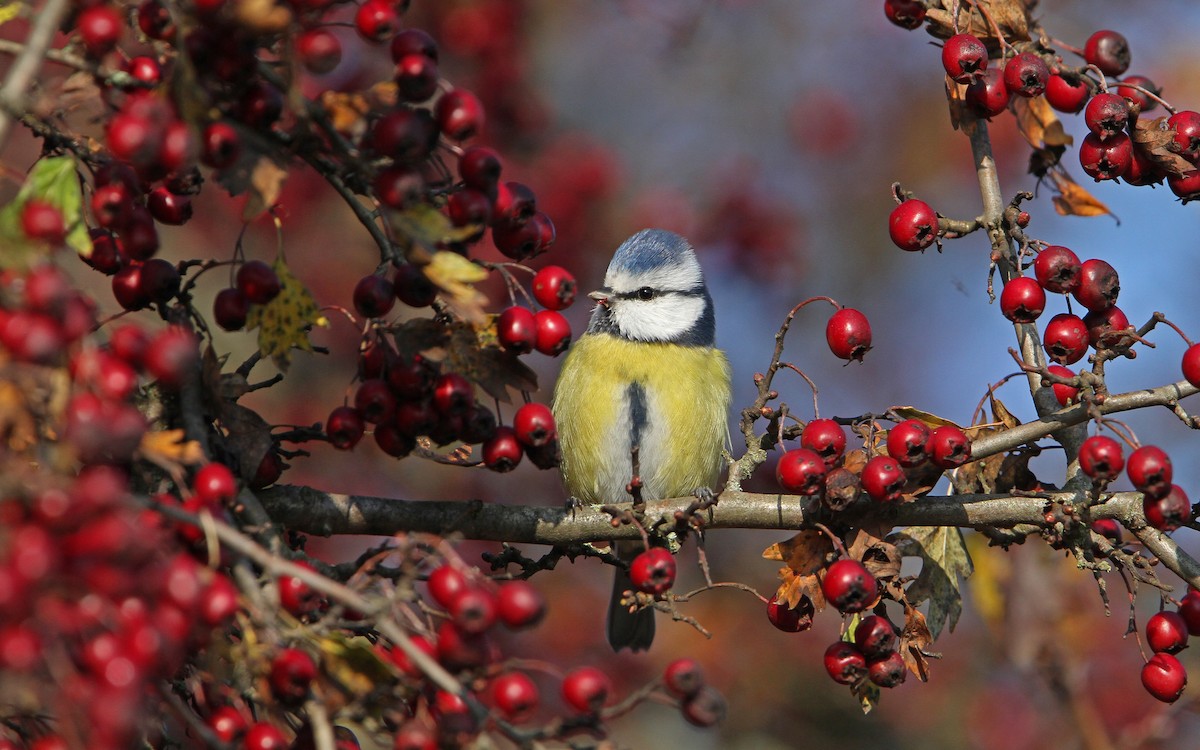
[627, 381, 648, 457]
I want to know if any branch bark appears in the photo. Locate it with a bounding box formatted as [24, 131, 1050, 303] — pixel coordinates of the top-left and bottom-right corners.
[0, 0, 72, 151]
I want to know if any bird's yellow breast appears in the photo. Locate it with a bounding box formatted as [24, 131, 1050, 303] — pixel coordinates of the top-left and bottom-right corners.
[552, 333, 732, 504]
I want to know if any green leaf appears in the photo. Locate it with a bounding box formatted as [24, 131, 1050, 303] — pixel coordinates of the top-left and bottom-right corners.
[244, 256, 329, 371]
[894, 526, 974, 640]
[0, 155, 91, 269]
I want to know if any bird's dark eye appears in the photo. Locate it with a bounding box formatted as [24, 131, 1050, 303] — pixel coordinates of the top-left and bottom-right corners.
[636, 287, 656, 300]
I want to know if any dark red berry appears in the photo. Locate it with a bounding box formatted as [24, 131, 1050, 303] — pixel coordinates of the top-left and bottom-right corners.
[861, 454, 906, 503]
[1167, 111, 1200, 162]
[21, 201, 66, 244]
[883, 0, 925, 30]
[826, 307, 872, 361]
[1083, 305, 1130, 349]
[867, 651, 907, 688]
[1084, 93, 1130, 140]
[483, 426, 522, 472]
[681, 686, 727, 728]
[491, 181, 536, 228]
[776, 448, 827, 495]
[629, 547, 675, 596]
[1034, 245, 1082, 294]
[497, 306, 537, 354]
[1179, 591, 1200, 636]
[534, 310, 571, 356]
[1003, 52, 1048, 97]
[822, 559, 877, 613]
[370, 108, 437, 163]
[1084, 30, 1131, 77]
[1073, 258, 1119, 312]
[270, 648, 317, 703]
[1127, 445, 1173, 500]
[767, 595, 815, 633]
[213, 287, 250, 331]
[146, 187, 192, 225]
[1147, 611, 1189, 654]
[800, 418, 846, 466]
[999, 276, 1046, 323]
[1141, 652, 1187, 703]
[1079, 131, 1132, 180]
[354, 378, 395, 424]
[393, 263, 437, 307]
[449, 586, 497, 634]
[325, 406, 365, 450]
[928, 425, 971, 469]
[353, 274, 396, 318]
[888, 199, 938, 252]
[201, 121, 241, 168]
[495, 580, 545, 629]
[664, 658, 705, 698]
[237, 260, 281, 304]
[941, 33, 988, 83]
[965, 68, 1010, 118]
[561, 666, 612, 713]
[1079, 434, 1124, 482]
[435, 89, 485, 141]
[1045, 73, 1091, 113]
[854, 614, 898, 660]
[459, 146, 502, 194]
[298, 28, 342, 75]
[886, 419, 930, 468]
[395, 53, 438, 102]
[823, 641, 867, 684]
[1117, 75, 1159, 114]
[391, 28, 438, 64]
[144, 325, 198, 387]
[1144, 485, 1190, 532]
[1042, 313, 1089, 365]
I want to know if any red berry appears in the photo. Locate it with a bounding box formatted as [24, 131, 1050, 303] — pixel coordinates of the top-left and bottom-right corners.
[513, 402, 556, 448]
[883, 0, 925, 29]
[800, 418, 846, 466]
[435, 89, 485, 141]
[823, 641, 867, 684]
[1084, 30, 1131, 77]
[393, 263, 437, 307]
[279, 562, 323, 618]
[776, 448, 827, 495]
[1044, 364, 1080, 406]
[1147, 611, 1189, 654]
[1034, 245, 1082, 294]
[941, 33, 987, 83]
[886, 419, 930, 467]
[822, 559, 877, 613]
[483, 426, 522, 471]
[497, 306, 537, 354]
[928, 425, 971, 469]
[854, 614, 898, 660]
[427, 565, 468, 609]
[999, 276, 1046, 323]
[194, 462, 237, 506]
[391, 28, 438, 64]
[213, 287, 250, 331]
[1073, 259, 1119, 312]
[144, 325, 199, 388]
[353, 274, 396, 319]
[1168, 169, 1200, 202]
[490, 181, 536, 228]
[826, 307, 872, 361]
[965, 68, 1010, 118]
[208, 706, 248, 743]
[1179, 591, 1200, 636]
[867, 651, 907, 688]
[491, 671, 539, 720]
[325, 406, 365, 450]
[446, 188, 492, 232]
[354, 0, 398, 42]
[395, 53, 439, 102]
[20, 200, 66, 244]
[201, 121, 241, 168]
[1117, 75, 1159, 114]
[298, 28, 342, 75]
[244, 722, 288, 750]
[450, 586, 497, 634]
[1042, 313, 1089, 365]
[664, 657, 705, 698]
[354, 378, 396, 424]
[1080, 131, 1132, 181]
[1181, 343, 1200, 388]
[1144, 485, 1190, 532]
[1167, 110, 1200, 162]
[1045, 73, 1090, 113]
[888, 199, 938, 252]
[78, 5, 123, 58]
[433, 372, 473, 416]
[561, 666, 611, 713]
[680, 686, 727, 727]
[1141, 652, 1187, 703]
[766, 595, 814, 633]
[532, 265, 577, 311]
[1083, 305, 1130, 349]
[371, 109, 437, 163]
[1078, 434, 1124, 482]
[270, 647, 317, 703]
[496, 580, 545, 629]
[136, 0, 173, 41]
[393, 722, 437, 750]
[629, 547, 676, 596]
[861, 454, 906, 503]
[459, 146, 502, 194]
[237, 260, 281, 304]
[1091, 518, 1122, 547]
[1128, 446, 1173, 499]
[1003, 52, 1048, 97]
[533, 309, 571, 356]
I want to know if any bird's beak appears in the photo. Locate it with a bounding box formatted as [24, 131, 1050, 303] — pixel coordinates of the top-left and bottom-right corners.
[589, 290, 610, 307]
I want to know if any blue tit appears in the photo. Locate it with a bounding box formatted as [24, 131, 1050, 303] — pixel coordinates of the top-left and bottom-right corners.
[552, 228, 732, 651]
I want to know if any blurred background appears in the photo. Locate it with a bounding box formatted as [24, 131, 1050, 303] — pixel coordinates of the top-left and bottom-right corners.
[8, 0, 1200, 747]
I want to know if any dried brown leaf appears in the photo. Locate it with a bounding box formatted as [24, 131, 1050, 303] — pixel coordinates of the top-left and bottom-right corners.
[847, 528, 902, 581]
[945, 78, 975, 134]
[924, 0, 1030, 43]
[1012, 96, 1073, 149]
[443, 323, 538, 403]
[762, 529, 834, 574]
[774, 569, 826, 612]
[1132, 117, 1196, 177]
[319, 91, 372, 141]
[138, 429, 205, 467]
[1049, 171, 1116, 219]
[232, 0, 292, 33]
[900, 604, 934, 681]
[989, 394, 1020, 431]
[243, 158, 288, 221]
[889, 406, 960, 430]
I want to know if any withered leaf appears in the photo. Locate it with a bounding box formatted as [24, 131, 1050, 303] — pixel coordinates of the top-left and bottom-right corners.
[138, 429, 205, 467]
[763, 529, 835, 573]
[900, 459, 945, 502]
[924, 0, 1030, 43]
[443, 323, 538, 403]
[894, 525, 974, 640]
[1132, 117, 1195, 177]
[989, 394, 1020, 431]
[945, 78, 975, 135]
[1049, 170, 1117, 220]
[319, 90, 372, 141]
[215, 403, 275, 482]
[1028, 144, 1065, 178]
[774, 569, 826, 613]
[899, 604, 935, 681]
[244, 256, 329, 370]
[320, 634, 395, 699]
[847, 527, 902, 580]
[243, 157, 288, 221]
[391, 318, 450, 361]
[1012, 96, 1073, 149]
[851, 678, 880, 715]
[232, 0, 293, 34]
[951, 448, 1004, 495]
[994, 449, 1042, 493]
[842, 448, 868, 474]
[424, 251, 489, 325]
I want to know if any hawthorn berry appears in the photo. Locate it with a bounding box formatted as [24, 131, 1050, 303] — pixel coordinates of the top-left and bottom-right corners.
[886, 419, 930, 468]
[446, 188, 492, 232]
[767, 595, 814, 633]
[1073, 259, 1119, 312]
[297, 28, 342, 75]
[354, 379, 396, 424]
[854, 614, 898, 660]
[861, 454, 906, 503]
[1141, 652, 1187, 703]
[941, 33, 987, 83]
[144, 325, 199, 388]
[1042, 313, 1089, 365]
[664, 657, 706, 698]
[491, 672, 539, 721]
[1117, 75, 1159, 114]
[1182, 344, 1200, 388]
[393, 722, 437, 750]
[354, 0, 399, 42]
[561, 666, 612, 713]
[1045, 73, 1090, 113]
[201, 121, 241, 168]
[393, 263, 438, 307]
[1179, 591, 1200, 636]
[433, 372, 473, 416]
[392, 28, 438, 64]
[1034, 245, 1082, 294]
[965, 68, 1010, 118]
[823, 641, 867, 685]
[370, 108, 437, 163]
[325, 406, 365, 450]
[147, 187, 192, 225]
[450, 587, 497, 634]
[20, 201, 66, 244]
[822, 559, 877, 613]
[800, 418, 846, 466]
[1127, 445, 1173, 499]
[353, 274, 396, 319]
[681, 687, 728, 728]
[888, 198, 938, 252]
[459, 146, 502, 194]
[1083, 305, 1130, 349]
[533, 309, 571, 355]
[999, 276, 1046, 323]
[496, 580, 545, 629]
[279, 563, 324, 618]
[497, 306, 537, 354]
[194, 462, 237, 507]
[532, 265, 576, 310]
[212, 287, 249, 331]
[237, 260, 281, 304]
[78, 5, 123, 58]
[1147, 611, 1189, 654]
[1002, 52, 1048, 97]
[270, 647, 317, 703]
[1091, 518, 1122, 548]
[1167, 110, 1200, 162]
[395, 53, 439, 102]
[427, 565, 468, 610]
[243, 722, 288, 750]
[1085, 29, 1131, 77]
[826, 307, 872, 361]
[1078, 434, 1124, 482]
[629, 547, 676, 596]
[1079, 131, 1132, 181]
[436, 89, 485, 141]
[208, 706, 248, 743]
[1144, 485, 1190, 533]
[928, 425, 971, 469]
[1168, 169, 1200, 202]
[513, 402, 556, 448]
[867, 651, 907, 688]
[483, 426, 523, 471]
[776, 448, 827, 495]
[883, 0, 925, 30]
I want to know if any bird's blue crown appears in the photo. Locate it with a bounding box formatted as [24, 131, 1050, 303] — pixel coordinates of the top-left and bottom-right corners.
[606, 228, 697, 276]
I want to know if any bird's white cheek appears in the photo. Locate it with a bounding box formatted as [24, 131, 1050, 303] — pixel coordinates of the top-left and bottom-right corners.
[613, 296, 705, 342]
